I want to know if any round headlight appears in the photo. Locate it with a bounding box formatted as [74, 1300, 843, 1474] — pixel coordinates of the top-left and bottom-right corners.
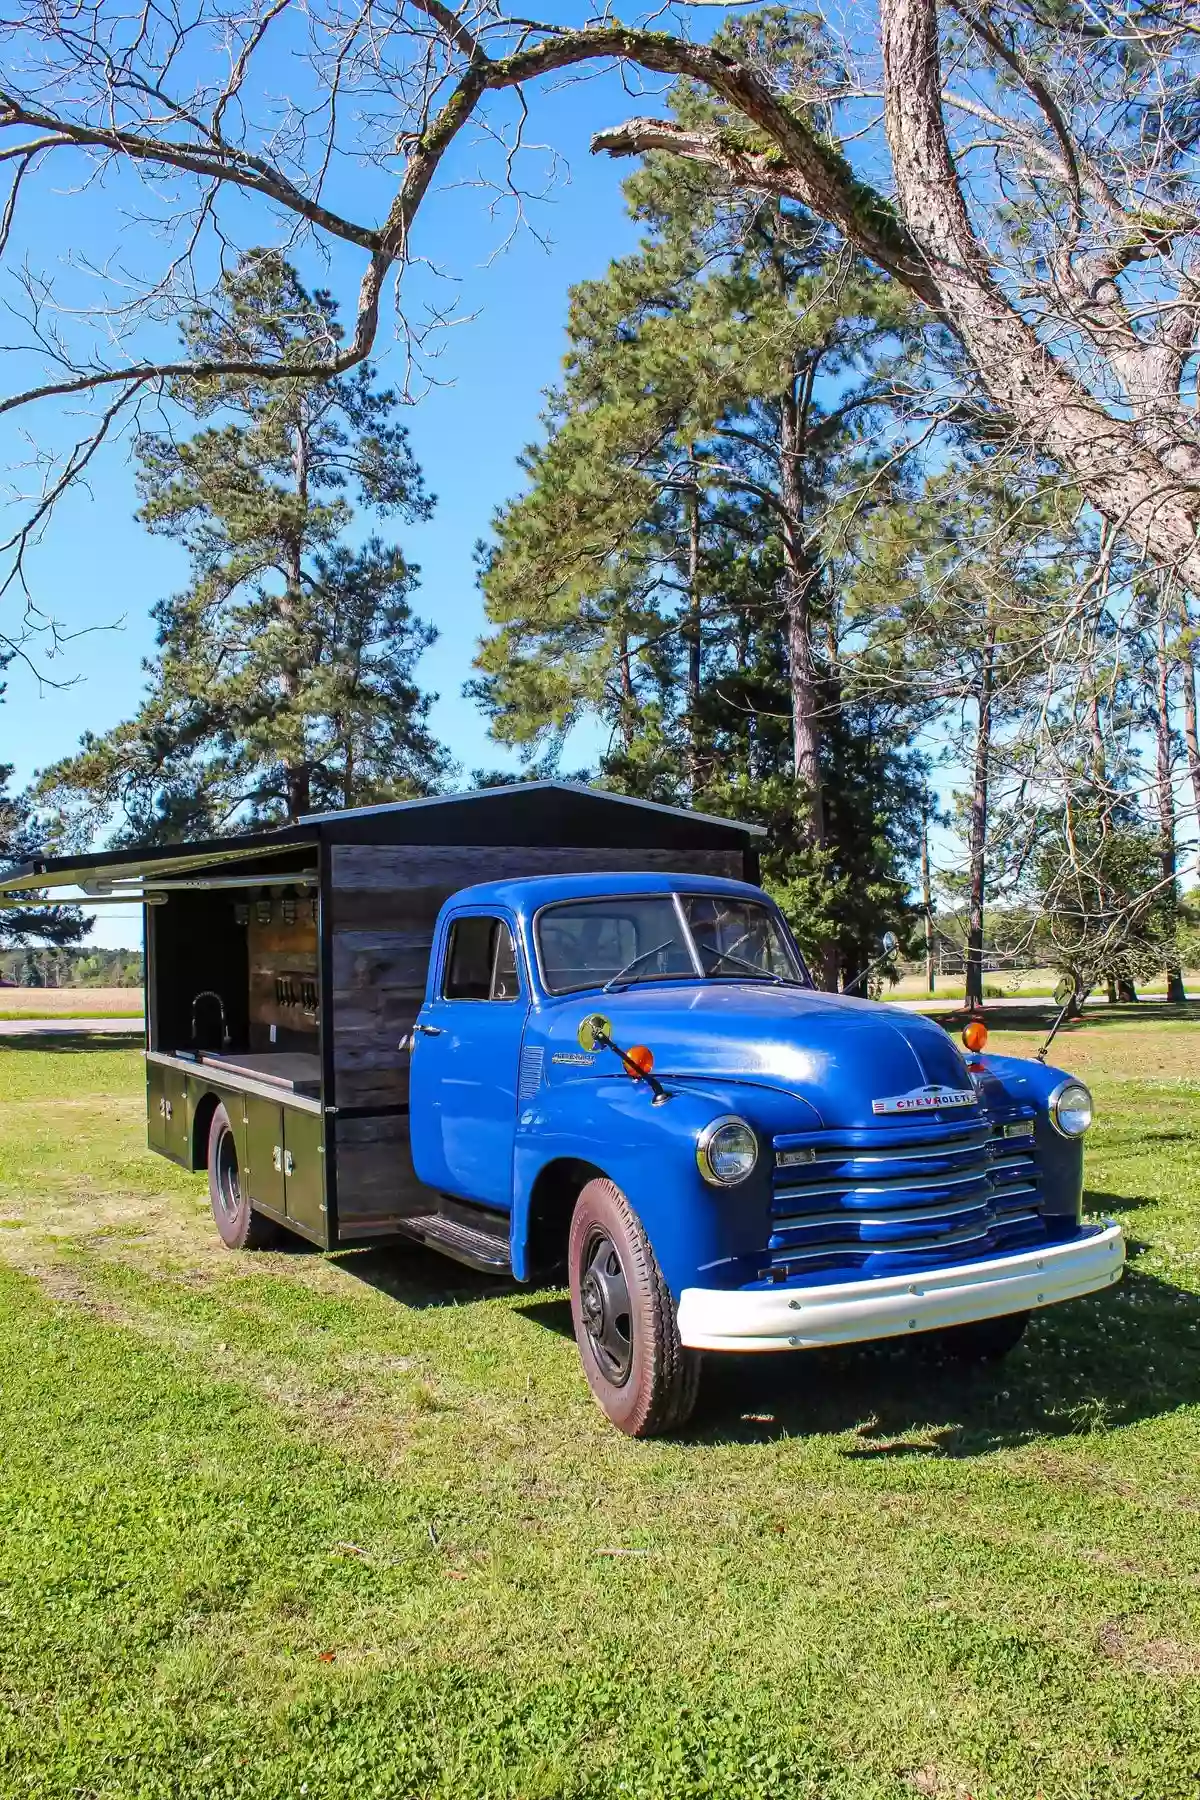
[1050, 1079, 1093, 1137]
[696, 1116, 758, 1186]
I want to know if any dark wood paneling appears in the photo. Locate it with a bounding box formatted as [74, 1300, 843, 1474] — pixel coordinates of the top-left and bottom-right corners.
[329, 843, 742, 892]
[331, 927, 431, 1109]
[333, 1114, 428, 1238]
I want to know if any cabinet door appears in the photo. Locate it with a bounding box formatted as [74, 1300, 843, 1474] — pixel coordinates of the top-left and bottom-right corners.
[165, 1068, 190, 1164]
[148, 1063, 189, 1162]
[244, 1095, 286, 1217]
[147, 1062, 170, 1154]
[283, 1110, 325, 1240]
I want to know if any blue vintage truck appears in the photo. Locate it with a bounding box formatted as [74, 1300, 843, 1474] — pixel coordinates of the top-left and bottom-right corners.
[0, 783, 1123, 1435]
[408, 869, 1122, 1432]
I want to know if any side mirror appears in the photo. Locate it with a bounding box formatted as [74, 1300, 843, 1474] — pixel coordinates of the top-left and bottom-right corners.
[577, 1012, 612, 1052]
[881, 931, 899, 956]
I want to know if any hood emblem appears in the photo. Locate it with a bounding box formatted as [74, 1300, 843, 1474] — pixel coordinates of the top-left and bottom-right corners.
[872, 1084, 977, 1115]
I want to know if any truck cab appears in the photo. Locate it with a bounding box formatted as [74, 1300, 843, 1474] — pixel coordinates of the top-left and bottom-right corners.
[404, 871, 1124, 1435]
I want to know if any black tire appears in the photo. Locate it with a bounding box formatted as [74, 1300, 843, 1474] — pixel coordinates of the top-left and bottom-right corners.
[207, 1104, 277, 1251]
[934, 1310, 1030, 1362]
[568, 1176, 700, 1437]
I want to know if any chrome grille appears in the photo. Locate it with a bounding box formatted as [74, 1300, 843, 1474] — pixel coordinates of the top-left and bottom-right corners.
[766, 1113, 1043, 1277]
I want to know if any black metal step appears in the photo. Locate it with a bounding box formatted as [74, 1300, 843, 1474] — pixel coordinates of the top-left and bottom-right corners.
[395, 1210, 512, 1274]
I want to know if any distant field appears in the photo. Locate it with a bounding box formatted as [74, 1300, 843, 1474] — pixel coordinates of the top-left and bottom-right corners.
[0, 987, 143, 1019]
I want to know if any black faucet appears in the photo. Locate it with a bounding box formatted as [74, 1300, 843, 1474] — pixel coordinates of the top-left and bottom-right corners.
[191, 990, 231, 1050]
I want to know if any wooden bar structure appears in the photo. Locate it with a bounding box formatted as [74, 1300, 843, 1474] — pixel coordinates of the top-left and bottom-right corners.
[0, 782, 763, 1249]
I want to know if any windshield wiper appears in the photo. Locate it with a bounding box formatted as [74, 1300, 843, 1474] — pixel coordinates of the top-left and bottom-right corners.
[692, 940, 787, 983]
[602, 937, 681, 992]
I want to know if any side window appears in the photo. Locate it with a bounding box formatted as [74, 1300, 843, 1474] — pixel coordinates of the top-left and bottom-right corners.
[443, 916, 520, 1002]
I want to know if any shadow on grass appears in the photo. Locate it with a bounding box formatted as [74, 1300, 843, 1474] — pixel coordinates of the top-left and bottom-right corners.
[684, 1264, 1200, 1453]
[334, 1231, 1198, 1457]
[330, 1239, 521, 1310]
[1084, 1188, 1160, 1216]
[0, 1031, 144, 1053]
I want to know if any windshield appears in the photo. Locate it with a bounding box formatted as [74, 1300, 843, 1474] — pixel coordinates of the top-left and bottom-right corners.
[535, 894, 807, 995]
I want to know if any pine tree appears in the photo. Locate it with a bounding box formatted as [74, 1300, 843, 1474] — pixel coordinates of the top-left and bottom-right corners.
[40, 251, 449, 842]
[473, 28, 926, 984]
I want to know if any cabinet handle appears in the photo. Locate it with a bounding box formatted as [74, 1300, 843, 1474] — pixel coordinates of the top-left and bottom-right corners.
[284, 1151, 295, 1177]
[159, 1098, 173, 1120]
[272, 1145, 283, 1172]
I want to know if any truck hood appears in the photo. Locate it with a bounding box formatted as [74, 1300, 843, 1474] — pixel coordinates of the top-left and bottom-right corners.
[540, 982, 980, 1131]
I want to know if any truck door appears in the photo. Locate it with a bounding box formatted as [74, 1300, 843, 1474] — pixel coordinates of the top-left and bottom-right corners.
[409, 910, 525, 1210]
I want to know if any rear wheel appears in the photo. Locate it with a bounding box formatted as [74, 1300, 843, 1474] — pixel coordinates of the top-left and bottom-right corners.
[568, 1177, 700, 1437]
[207, 1104, 277, 1251]
[934, 1310, 1030, 1362]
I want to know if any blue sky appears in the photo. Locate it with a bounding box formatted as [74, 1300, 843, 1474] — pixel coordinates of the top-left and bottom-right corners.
[1, 63, 660, 945]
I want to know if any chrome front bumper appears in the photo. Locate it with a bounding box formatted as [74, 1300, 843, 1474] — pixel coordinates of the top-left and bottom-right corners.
[676, 1223, 1125, 1352]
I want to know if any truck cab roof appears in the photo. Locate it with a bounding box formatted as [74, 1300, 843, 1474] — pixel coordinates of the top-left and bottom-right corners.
[441, 870, 769, 913]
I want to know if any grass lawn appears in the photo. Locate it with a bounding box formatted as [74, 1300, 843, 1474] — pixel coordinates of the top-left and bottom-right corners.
[0, 1015, 1198, 1798]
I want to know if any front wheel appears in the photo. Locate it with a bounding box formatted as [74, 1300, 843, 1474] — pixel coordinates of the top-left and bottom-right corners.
[207, 1104, 277, 1251]
[933, 1310, 1030, 1362]
[568, 1177, 700, 1437]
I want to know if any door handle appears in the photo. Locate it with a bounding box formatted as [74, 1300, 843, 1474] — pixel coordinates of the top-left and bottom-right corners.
[413, 1023, 443, 1036]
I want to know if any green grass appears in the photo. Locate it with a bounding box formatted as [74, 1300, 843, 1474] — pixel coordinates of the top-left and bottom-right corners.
[0, 1024, 1198, 1798]
[0, 1008, 144, 1021]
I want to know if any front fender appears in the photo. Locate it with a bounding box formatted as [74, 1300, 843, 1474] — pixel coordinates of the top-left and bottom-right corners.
[974, 1051, 1087, 1221]
[511, 1077, 820, 1295]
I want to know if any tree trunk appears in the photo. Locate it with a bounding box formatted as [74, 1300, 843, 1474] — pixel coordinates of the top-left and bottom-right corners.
[964, 624, 996, 1010]
[1154, 610, 1186, 1002]
[1089, 686, 1111, 839]
[779, 372, 837, 990]
[281, 417, 312, 822]
[1181, 626, 1200, 854]
[589, 28, 1200, 592]
[921, 799, 935, 995]
[876, 0, 1200, 596]
[685, 463, 703, 794]
[778, 382, 823, 843]
[616, 625, 636, 754]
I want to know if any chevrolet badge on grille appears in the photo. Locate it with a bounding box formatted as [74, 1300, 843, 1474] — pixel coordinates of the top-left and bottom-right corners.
[871, 1085, 978, 1115]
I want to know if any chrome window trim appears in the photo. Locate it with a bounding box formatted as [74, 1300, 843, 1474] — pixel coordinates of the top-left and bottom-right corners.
[439, 910, 523, 1004]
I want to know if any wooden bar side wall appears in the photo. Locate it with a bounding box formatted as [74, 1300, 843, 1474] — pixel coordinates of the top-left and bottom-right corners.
[328, 842, 745, 1231]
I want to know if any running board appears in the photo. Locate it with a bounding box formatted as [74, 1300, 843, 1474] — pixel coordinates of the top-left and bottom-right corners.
[394, 1210, 512, 1275]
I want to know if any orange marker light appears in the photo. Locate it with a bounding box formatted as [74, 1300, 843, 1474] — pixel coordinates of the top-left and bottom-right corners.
[625, 1044, 655, 1078]
[962, 1019, 989, 1053]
